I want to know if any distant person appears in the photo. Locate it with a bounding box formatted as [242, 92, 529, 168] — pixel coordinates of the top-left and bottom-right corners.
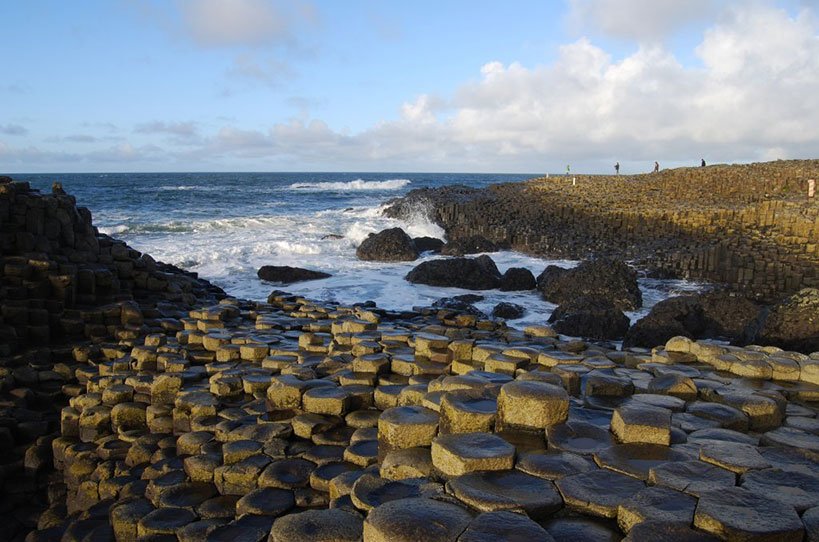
[701, 158, 706, 167]
[653, 161, 659, 173]
[566, 164, 571, 177]
[615, 162, 620, 175]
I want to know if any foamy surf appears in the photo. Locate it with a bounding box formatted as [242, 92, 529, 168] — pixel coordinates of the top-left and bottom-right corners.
[288, 179, 412, 191]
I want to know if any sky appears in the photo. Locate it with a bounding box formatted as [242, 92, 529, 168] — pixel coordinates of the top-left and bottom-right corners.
[1, 0, 818, 174]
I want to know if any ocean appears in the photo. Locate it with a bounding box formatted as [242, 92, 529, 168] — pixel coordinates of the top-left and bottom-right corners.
[14, 172, 702, 329]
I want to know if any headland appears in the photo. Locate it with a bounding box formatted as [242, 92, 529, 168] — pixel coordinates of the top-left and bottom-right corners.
[1, 170, 818, 541]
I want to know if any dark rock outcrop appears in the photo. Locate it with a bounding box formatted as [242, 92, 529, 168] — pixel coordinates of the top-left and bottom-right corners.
[356, 228, 419, 262]
[538, 259, 642, 311]
[413, 237, 444, 254]
[499, 267, 536, 291]
[751, 288, 819, 353]
[548, 297, 630, 340]
[492, 302, 525, 319]
[405, 255, 501, 290]
[441, 235, 499, 256]
[257, 266, 331, 284]
[624, 291, 761, 348]
[432, 297, 486, 317]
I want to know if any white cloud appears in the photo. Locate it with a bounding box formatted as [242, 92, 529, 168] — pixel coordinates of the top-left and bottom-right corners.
[568, 0, 720, 42]
[176, 0, 309, 47]
[5, 3, 819, 173]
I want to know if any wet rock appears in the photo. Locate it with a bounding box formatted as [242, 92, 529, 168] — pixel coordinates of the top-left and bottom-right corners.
[548, 298, 630, 340]
[752, 288, 819, 353]
[699, 441, 771, 474]
[405, 256, 501, 290]
[350, 474, 428, 512]
[235, 487, 295, 518]
[458, 510, 554, 542]
[269, 508, 363, 542]
[515, 450, 596, 480]
[648, 460, 736, 497]
[547, 421, 615, 455]
[446, 469, 563, 519]
[257, 266, 331, 284]
[542, 517, 621, 542]
[498, 268, 536, 291]
[694, 487, 804, 540]
[441, 235, 499, 256]
[356, 228, 419, 262]
[491, 302, 524, 319]
[413, 237, 444, 254]
[622, 521, 720, 542]
[594, 443, 689, 480]
[556, 469, 645, 518]
[740, 468, 819, 512]
[617, 486, 697, 533]
[363, 497, 473, 542]
[538, 259, 642, 311]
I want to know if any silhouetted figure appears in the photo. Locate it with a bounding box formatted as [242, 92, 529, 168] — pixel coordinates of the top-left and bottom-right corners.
[653, 161, 659, 173]
[615, 162, 620, 175]
[701, 158, 706, 167]
[566, 164, 571, 177]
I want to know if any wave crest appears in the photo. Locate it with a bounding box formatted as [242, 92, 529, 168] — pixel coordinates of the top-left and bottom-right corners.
[289, 179, 411, 191]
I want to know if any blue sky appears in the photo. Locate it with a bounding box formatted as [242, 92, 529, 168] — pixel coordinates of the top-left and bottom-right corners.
[1, 0, 817, 173]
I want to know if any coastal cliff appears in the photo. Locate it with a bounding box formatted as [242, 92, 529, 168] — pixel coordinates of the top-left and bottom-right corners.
[385, 160, 819, 302]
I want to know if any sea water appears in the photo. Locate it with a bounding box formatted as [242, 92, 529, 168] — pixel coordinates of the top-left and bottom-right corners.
[15, 172, 702, 329]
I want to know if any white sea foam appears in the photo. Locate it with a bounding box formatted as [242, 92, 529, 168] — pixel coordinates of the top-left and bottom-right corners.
[289, 179, 412, 191]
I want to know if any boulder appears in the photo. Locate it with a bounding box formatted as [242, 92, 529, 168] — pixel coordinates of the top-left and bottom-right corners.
[257, 266, 331, 284]
[405, 256, 501, 290]
[624, 292, 762, 349]
[413, 237, 444, 254]
[492, 303, 525, 319]
[356, 228, 419, 262]
[548, 297, 630, 340]
[441, 235, 499, 256]
[537, 259, 642, 311]
[750, 288, 819, 353]
[499, 267, 536, 291]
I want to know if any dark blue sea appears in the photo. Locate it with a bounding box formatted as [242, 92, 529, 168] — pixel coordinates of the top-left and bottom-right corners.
[14, 172, 700, 326]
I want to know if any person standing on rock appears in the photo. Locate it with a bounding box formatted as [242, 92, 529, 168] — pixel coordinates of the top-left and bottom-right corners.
[615, 162, 620, 175]
[701, 158, 706, 167]
[566, 164, 571, 177]
[653, 161, 659, 173]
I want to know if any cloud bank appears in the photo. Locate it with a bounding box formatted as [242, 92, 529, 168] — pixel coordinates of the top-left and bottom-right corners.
[2, 3, 818, 172]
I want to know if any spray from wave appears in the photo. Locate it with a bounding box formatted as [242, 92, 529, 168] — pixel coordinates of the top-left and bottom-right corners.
[289, 179, 411, 191]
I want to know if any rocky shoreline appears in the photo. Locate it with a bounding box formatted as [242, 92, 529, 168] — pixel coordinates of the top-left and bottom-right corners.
[384, 160, 819, 303]
[2, 176, 819, 541]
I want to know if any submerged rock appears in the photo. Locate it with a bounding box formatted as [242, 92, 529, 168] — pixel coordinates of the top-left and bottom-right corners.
[257, 266, 331, 284]
[492, 302, 525, 319]
[356, 227, 419, 262]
